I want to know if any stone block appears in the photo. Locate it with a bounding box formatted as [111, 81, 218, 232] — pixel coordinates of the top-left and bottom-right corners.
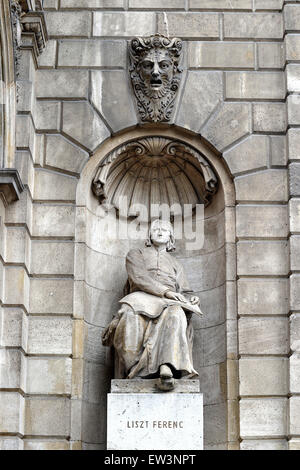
[81, 400, 107, 444]
[253, 102, 287, 132]
[33, 169, 77, 201]
[35, 70, 88, 99]
[0, 308, 23, 347]
[288, 95, 300, 126]
[30, 241, 74, 275]
[62, 102, 110, 152]
[16, 81, 33, 113]
[288, 128, 300, 160]
[85, 247, 128, 292]
[0, 349, 21, 389]
[287, 64, 300, 92]
[32, 203, 75, 237]
[45, 135, 89, 174]
[291, 236, 300, 270]
[289, 439, 300, 450]
[236, 205, 288, 238]
[61, 0, 124, 7]
[4, 267, 30, 308]
[193, 284, 226, 330]
[284, 5, 300, 31]
[81, 284, 121, 327]
[44, 12, 91, 37]
[22, 358, 72, 395]
[0, 392, 23, 434]
[73, 320, 84, 359]
[290, 198, 300, 232]
[190, 0, 252, 9]
[240, 398, 287, 438]
[0, 438, 23, 450]
[83, 362, 111, 404]
[254, 0, 283, 9]
[23, 441, 70, 450]
[93, 12, 156, 37]
[239, 358, 288, 396]
[129, 0, 184, 8]
[176, 71, 223, 133]
[204, 402, 227, 447]
[26, 316, 72, 355]
[237, 241, 289, 276]
[241, 440, 287, 450]
[224, 13, 283, 39]
[290, 353, 300, 394]
[57, 40, 126, 67]
[270, 135, 287, 166]
[290, 163, 300, 197]
[179, 250, 226, 292]
[33, 101, 60, 131]
[194, 324, 226, 368]
[91, 71, 137, 133]
[235, 170, 288, 202]
[290, 314, 300, 353]
[157, 13, 219, 38]
[84, 323, 108, 364]
[24, 398, 70, 437]
[238, 278, 289, 316]
[286, 34, 300, 61]
[4, 226, 29, 264]
[37, 40, 57, 68]
[238, 317, 289, 355]
[43, 0, 59, 8]
[189, 42, 254, 69]
[291, 275, 300, 310]
[224, 135, 269, 175]
[290, 397, 300, 435]
[29, 278, 73, 314]
[202, 102, 251, 152]
[226, 72, 285, 99]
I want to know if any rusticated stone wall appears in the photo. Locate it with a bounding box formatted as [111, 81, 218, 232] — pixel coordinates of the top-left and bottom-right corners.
[0, 0, 299, 451]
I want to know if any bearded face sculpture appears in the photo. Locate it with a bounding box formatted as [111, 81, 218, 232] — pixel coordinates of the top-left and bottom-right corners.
[129, 34, 183, 122]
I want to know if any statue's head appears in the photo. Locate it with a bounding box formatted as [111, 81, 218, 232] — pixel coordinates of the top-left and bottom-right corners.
[146, 219, 175, 252]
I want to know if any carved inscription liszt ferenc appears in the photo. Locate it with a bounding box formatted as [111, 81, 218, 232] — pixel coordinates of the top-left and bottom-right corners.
[129, 34, 183, 122]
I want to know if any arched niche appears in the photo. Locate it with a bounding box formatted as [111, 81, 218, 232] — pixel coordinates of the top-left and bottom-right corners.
[74, 127, 236, 450]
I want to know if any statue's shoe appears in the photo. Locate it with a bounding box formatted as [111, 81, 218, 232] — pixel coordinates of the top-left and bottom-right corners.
[157, 377, 175, 392]
[159, 364, 173, 379]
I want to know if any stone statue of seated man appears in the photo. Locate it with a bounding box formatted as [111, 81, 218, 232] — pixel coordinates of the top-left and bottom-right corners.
[102, 219, 202, 391]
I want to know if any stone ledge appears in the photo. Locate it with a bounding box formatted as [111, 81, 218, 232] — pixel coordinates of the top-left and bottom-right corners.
[0, 169, 24, 205]
[111, 379, 200, 394]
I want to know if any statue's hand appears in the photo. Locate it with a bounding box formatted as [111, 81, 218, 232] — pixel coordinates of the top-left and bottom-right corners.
[165, 291, 188, 303]
[190, 296, 200, 306]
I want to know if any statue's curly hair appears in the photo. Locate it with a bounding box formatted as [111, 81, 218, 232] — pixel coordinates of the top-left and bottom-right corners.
[129, 34, 183, 69]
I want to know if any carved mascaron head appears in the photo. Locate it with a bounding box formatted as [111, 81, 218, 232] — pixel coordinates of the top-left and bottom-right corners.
[129, 34, 183, 122]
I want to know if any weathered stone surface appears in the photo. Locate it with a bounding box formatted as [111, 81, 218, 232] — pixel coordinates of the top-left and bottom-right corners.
[111, 379, 200, 394]
[284, 5, 300, 31]
[0, 438, 22, 450]
[0, 308, 23, 347]
[290, 163, 300, 197]
[45, 12, 91, 37]
[236, 205, 288, 238]
[22, 358, 72, 395]
[223, 135, 269, 175]
[254, 0, 283, 9]
[84, 323, 107, 364]
[288, 95, 300, 126]
[240, 398, 287, 438]
[24, 398, 70, 436]
[257, 42, 284, 69]
[157, 13, 219, 38]
[241, 440, 287, 450]
[235, 170, 288, 202]
[291, 275, 300, 310]
[27, 317, 72, 355]
[287, 64, 300, 93]
[129, 0, 184, 8]
[289, 439, 300, 451]
[45, 135, 89, 174]
[58, 40, 126, 67]
[286, 34, 300, 61]
[91, 71, 137, 133]
[4, 267, 29, 308]
[239, 358, 288, 396]
[190, 0, 252, 8]
[291, 236, 300, 271]
[290, 353, 300, 394]
[226, 72, 285, 99]
[237, 241, 289, 275]
[0, 349, 21, 389]
[290, 314, 300, 353]
[202, 102, 251, 151]
[290, 198, 300, 232]
[30, 241, 74, 275]
[37, 40, 57, 68]
[224, 13, 283, 39]
[204, 402, 227, 447]
[23, 441, 70, 450]
[35, 70, 88, 99]
[288, 128, 300, 160]
[93, 12, 156, 37]
[271, 135, 287, 166]
[62, 102, 110, 152]
[32, 204, 75, 238]
[253, 102, 287, 132]
[189, 42, 254, 69]
[30, 279, 73, 314]
[238, 317, 289, 354]
[34, 170, 77, 201]
[61, 0, 124, 7]
[33, 101, 60, 131]
[176, 71, 223, 133]
[194, 324, 226, 368]
[43, 0, 59, 8]
[290, 397, 300, 435]
[238, 279, 289, 316]
[0, 393, 23, 434]
[4, 227, 28, 265]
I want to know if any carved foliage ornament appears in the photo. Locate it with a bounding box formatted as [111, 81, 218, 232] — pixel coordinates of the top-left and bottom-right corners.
[129, 34, 183, 123]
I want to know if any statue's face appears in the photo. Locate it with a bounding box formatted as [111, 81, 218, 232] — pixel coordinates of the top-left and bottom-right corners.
[150, 221, 171, 246]
[139, 49, 174, 97]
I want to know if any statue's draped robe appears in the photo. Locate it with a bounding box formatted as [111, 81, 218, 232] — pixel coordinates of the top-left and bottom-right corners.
[112, 246, 198, 379]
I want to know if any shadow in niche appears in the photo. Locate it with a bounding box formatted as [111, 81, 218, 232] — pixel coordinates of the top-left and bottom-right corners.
[79, 137, 228, 450]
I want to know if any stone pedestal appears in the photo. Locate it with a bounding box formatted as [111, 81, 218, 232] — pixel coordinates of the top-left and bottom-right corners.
[107, 379, 203, 450]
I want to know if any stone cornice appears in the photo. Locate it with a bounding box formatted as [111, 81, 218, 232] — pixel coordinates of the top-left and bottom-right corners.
[0, 169, 24, 205]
